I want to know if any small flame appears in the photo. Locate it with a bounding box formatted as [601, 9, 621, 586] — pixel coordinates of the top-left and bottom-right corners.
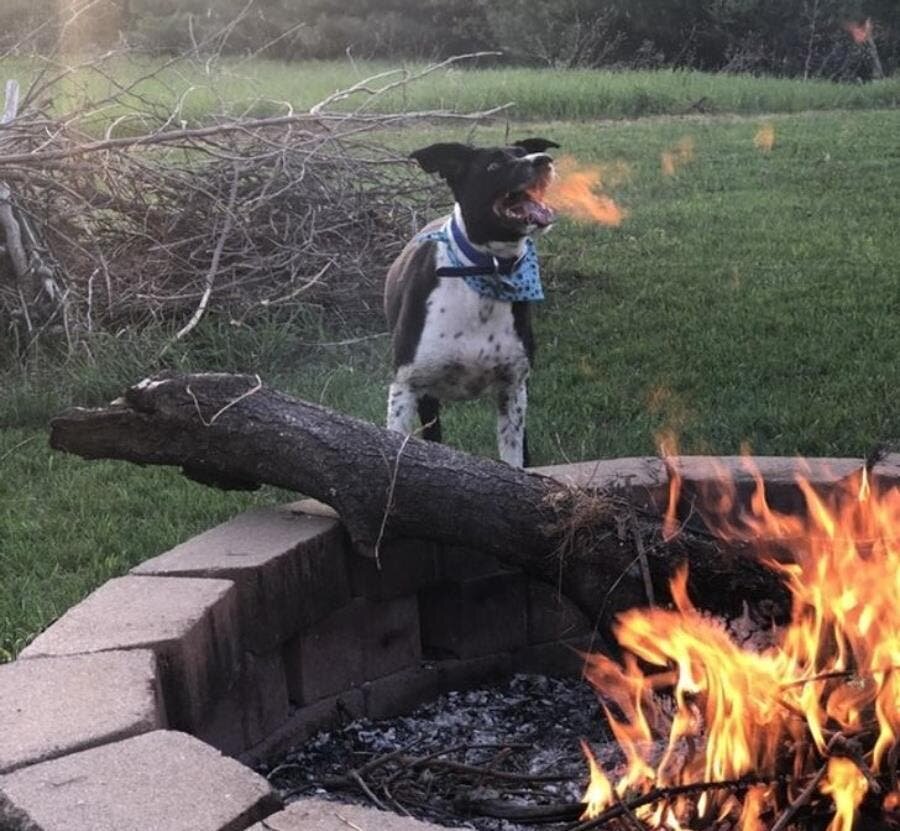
[821, 758, 868, 831]
[542, 156, 625, 226]
[661, 137, 694, 177]
[579, 739, 614, 819]
[754, 123, 776, 153]
[845, 19, 873, 45]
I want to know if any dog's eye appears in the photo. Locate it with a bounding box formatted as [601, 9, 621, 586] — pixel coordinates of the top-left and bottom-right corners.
[486, 161, 500, 172]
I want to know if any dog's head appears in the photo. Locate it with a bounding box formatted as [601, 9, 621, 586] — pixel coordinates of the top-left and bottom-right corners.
[410, 138, 558, 244]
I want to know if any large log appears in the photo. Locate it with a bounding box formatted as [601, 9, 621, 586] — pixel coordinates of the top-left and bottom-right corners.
[49, 372, 790, 638]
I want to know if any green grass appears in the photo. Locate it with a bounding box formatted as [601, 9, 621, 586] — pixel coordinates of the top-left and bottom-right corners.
[2, 102, 899, 660]
[3, 55, 898, 128]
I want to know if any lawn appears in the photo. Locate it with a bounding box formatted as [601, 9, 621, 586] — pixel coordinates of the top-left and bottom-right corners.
[1, 83, 898, 658]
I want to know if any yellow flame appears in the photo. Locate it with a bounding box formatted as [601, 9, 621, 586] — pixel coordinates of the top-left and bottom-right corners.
[821, 758, 868, 831]
[661, 137, 694, 177]
[754, 124, 776, 153]
[579, 740, 614, 819]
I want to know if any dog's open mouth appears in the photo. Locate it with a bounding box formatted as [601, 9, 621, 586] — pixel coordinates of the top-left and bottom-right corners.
[494, 192, 555, 228]
[494, 170, 556, 229]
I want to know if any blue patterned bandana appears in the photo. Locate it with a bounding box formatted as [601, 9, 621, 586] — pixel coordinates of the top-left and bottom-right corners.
[416, 214, 544, 303]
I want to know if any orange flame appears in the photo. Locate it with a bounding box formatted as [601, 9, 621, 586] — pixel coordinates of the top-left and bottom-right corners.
[581, 454, 900, 829]
[661, 137, 694, 177]
[542, 156, 625, 226]
[754, 123, 775, 153]
[845, 19, 873, 45]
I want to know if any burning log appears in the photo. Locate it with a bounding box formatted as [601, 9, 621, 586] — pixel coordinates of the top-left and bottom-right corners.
[49, 371, 792, 634]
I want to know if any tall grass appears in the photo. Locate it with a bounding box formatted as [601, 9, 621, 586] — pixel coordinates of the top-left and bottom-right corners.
[2, 56, 898, 129]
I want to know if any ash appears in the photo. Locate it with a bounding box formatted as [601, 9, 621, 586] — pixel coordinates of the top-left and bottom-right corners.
[263, 673, 614, 830]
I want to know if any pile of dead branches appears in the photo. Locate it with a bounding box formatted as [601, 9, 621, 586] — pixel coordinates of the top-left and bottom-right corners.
[0, 47, 508, 357]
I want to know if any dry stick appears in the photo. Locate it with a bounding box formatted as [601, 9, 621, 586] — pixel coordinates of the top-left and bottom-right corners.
[397, 754, 572, 784]
[349, 769, 387, 811]
[455, 798, 584, 823]
[186, 375, 262, 428]
[310, 51, 502, 115]
[628, 501, 656, 607]
[0, 105, 511, 167]
[769, 764, 829, 831]
[770, 732, 846, 831]
[780, 665, 900, 691]
[166, 164, 241, 348]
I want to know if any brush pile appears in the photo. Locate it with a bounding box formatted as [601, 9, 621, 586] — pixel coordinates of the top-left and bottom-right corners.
[0, 47, 507, 355]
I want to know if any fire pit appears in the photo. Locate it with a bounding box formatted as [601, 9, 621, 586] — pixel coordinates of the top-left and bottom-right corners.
[2, 452, 897, 831]
[255, 456, 899, 831]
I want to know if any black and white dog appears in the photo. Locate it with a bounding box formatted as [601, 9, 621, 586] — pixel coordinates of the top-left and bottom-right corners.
[384, 138, 558, 467]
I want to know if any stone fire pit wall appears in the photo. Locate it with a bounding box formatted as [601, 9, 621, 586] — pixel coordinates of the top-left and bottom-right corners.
[2, 456, 895, 831]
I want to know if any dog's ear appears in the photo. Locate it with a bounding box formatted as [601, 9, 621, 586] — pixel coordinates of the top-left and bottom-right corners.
[409, 143, 475, 183]
[513, 138, 560, 154]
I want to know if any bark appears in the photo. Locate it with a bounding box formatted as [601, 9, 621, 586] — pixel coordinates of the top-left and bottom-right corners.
[49, 372, 790, 637]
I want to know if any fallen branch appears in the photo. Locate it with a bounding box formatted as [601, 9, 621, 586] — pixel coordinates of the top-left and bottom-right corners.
[49, 372, 793, 631]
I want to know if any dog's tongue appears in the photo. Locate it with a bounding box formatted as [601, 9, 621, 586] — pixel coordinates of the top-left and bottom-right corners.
[522, 198, 555, 227]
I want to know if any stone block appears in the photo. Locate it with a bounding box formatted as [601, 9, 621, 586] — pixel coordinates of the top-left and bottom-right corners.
[526, 580, 591, 644]
[436, 653, 513, 693]
[20, 575, 239, 733]
[0, 730, 279, 831]
[362, 665, 442, 720]
[0, 651, 165, 774]
[133, 506, 348, 652]
[363, 595, 421, 680]
[419, 573, 528, 659]
[284, 597, 421, 705]
[248, 798, 458, 830]
[349, 539, 440, 600]
[196, 650, 290, 757]
[283, 601, 366, 705]
[512, 637, 595, 677]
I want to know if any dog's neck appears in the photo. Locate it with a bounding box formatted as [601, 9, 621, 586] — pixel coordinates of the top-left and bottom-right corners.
[452, 204, 527, 261]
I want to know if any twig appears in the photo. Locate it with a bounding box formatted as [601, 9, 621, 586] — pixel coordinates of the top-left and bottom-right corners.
[0, 434, 38, 464]
[398, 754, 572, 783]
[780, 665, 900, 690]
[167, 164, 241, 348]
[334, 812, 365, 831]
[628, 501, 656, 607]
[455, 798, 584, 823]
[186, 374, 262, 427]
[769, 764, 829, 831]
[349, 769, 387, 810]
[373, 428, 420, 566]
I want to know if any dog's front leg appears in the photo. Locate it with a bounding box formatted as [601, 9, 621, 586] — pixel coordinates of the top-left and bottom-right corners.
[497, 380, 527, 468]
[386, 379, 418, 435]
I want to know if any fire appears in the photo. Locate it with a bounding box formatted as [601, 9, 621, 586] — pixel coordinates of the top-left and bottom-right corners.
[821, 758, 868, 831]
[580, 455, 900, 829]
[661, 137, 694, 177]
[754, 124, 775, 153]
[541, 156, 625, 226]
[845, 19, 873, 45]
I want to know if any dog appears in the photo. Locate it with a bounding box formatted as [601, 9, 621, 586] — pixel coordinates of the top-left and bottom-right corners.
[384, 138, 558, 468]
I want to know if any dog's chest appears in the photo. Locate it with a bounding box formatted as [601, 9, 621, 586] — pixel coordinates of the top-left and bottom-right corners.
[404, 278, 528, 400]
